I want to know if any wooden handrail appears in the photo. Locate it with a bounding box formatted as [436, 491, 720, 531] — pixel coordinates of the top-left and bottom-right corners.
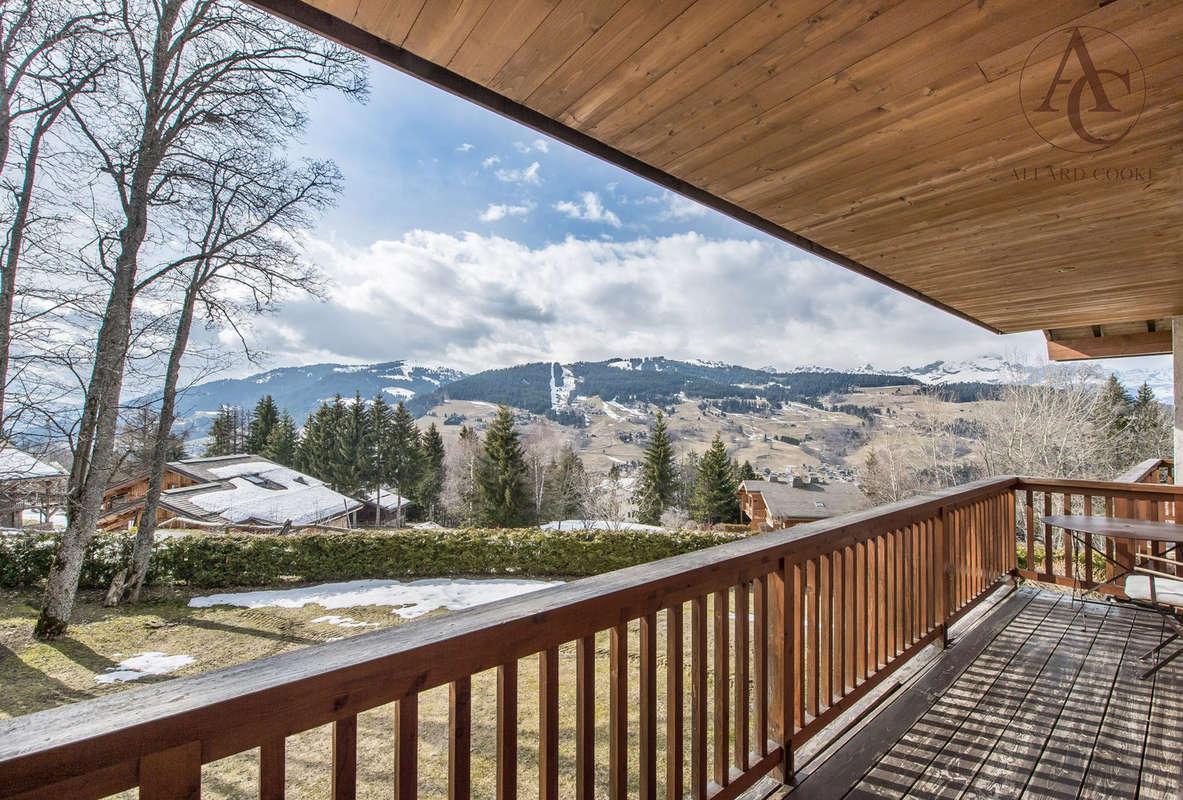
[1112, 458, 1175, 485]
[0, 476, 1023, 799]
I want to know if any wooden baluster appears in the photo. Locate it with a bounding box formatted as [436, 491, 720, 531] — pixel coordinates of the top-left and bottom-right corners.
[333, 715, 357, 800]
[903, 525, 914, 646]
[792, 560, 805, 736]
[575, 639, 593, 800]
[259, 738, 285, 800]
[830, 550, 843, 702]
[140, 741, 201, 800]
[498, 662, 518, 800]
[1083, 494, 1095, 587]
[843, 547, 855, 692]
[713, 589, 730, 788]
[817, 555, 831, 707]
[667, 606, 684, 800]
[1043, 492, 1054, 579]
[640, 614, 658, 800]
[450, 679, 471, 800]
[753, 577, 767, 759]
[917, 523, 928, 636]
[1025, 489, 1035, 576]
[807, 559, 819, 721]
[934, 508, 948, 637]
[691, 597, 708, 800]
[875, 537, 887, 670]
[539, 648, 559, 800]
[734, 583, 750, 772]
[610, 624, 628, 800]
[854, 541, 866, 685]
[395, 695, 418, 800]
[894, 529, 905, 657]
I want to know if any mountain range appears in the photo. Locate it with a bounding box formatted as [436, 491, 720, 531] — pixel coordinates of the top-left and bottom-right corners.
[170, 354, 1173, 435]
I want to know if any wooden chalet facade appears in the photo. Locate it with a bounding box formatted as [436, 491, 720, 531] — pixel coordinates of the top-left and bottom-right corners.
[738, 477, 869, 532]
[99, 454, 361, 531]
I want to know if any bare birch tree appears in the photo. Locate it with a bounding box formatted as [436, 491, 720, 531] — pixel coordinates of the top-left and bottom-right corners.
[35, 0, 365, 638]
[106, 151, 337, 604]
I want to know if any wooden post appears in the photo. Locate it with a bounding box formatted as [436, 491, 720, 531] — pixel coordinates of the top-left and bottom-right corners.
[1174, 317, 1182, 485]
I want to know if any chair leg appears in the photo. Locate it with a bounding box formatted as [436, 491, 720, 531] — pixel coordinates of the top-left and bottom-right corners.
[1140, 642, 1183, 679]
[1141, 631, 1180, 661]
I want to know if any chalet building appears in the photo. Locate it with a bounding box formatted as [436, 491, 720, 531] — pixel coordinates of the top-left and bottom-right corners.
[737, 476, 869, 531]
[357, 485, 412, 526]
[0, 447, 66, 528]
[99, 454, 362, 532]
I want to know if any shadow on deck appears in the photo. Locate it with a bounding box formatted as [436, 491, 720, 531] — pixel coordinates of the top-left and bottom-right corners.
[784, 588, 1182, 799]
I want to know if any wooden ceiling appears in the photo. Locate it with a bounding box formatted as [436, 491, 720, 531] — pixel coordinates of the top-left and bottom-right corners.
[256, 0, 1183, 339]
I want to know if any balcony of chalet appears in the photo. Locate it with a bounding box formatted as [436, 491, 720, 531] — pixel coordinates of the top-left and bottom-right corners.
[2, 0, 1181, 798]
[1, 463, 1180, 799]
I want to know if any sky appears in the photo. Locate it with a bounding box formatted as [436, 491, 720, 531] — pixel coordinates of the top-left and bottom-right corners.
[228, 61, 1170, 385]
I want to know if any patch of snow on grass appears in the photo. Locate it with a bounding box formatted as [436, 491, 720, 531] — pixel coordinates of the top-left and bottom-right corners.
[189, 578, 564, 620]
[541, 519, 666, 533]
[605, 400, 644, 418]
[311, 615, 378, 628]
[383, 386, 416, 400]
[96, 652, 195, 684]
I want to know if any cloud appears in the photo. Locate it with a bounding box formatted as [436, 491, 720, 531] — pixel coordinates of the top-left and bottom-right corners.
[249, 230, 1029, 375]
[495, 161, 541, 185]
[554, 192, 621, 228]
[659, 192, 708, 221]
[514, 138, 550, 154]
[479, 202, 533, 222]
[456, 143, 474, 152]
[481, 155, 500, 168]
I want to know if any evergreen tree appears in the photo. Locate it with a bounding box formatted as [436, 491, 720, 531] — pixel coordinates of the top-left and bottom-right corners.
[633, 411, 676, 525]
[474, 406, 531, 526]
[417, 423, 447, 520]
[245, 396, 281, 454]
[262, 412, 298, 466]
[691, 434, 740, 525]
[204, 406, 239, 456]
[297, 401, 338, 481]
[387, 402, 422, 523]
[331, 393, 368, 496]
[542, 445, 587, 521]
[366, 392, 394, 490]
[739, 460, 758, 481]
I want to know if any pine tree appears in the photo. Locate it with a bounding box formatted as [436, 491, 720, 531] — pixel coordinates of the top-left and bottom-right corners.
[332, 392, 368, 496]
[417, 423, 446, 520]
[366, 392, 394, 485]
[633, 411, 676, 525]
[245, 396, 280, 454]
[542, 445, 587, 521]
[691, 434, 740, 525]
[262, 412, 298, 466]
[474, 406, 531, 526]
[204, 406, 239, 456]
[387, 402, 422, 523]
[297, 401, 339, 482]
[739, 460, 758, 481]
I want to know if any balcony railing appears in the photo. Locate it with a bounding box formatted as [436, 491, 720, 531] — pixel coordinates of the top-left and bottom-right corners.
[1, 472, 1181, 800]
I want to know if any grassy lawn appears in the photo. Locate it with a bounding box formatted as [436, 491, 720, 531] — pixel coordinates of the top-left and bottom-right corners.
[0, 585, 745, 799]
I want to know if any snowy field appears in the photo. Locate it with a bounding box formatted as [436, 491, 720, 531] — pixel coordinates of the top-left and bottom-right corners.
[189, 577, 564, 619]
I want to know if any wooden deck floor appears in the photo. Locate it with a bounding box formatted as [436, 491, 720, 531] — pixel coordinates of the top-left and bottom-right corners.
[787, 588, 1183, 800]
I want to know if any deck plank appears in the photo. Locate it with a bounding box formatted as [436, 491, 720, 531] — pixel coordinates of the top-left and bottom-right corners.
[784, 589, 1181, 800]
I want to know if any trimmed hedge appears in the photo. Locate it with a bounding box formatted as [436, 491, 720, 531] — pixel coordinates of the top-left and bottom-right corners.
[0, 527, 748, 590]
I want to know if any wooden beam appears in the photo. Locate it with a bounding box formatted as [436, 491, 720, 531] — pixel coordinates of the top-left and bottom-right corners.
[1045, 330, 1173, 361]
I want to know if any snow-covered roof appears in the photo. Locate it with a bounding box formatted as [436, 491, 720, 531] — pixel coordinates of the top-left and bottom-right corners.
[164, 456, 361, 526]
[0, 447, 66, 483]
[363, 486, 411, 511]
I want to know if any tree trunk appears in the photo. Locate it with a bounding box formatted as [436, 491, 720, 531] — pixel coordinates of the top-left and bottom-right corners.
[0, 109, 53, 431]
[108, 280, 198, 605]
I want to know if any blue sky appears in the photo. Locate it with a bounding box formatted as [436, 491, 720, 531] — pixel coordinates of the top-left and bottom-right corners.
[238, 62, 1170, 391]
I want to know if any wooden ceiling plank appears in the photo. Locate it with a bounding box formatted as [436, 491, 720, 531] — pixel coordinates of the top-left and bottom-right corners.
[555, 0, 767, 130]
[765, 52, 1182, 232]
[488, 0, 632, 102]
[522, 0, 699, 117]
[655, 0, 1101, 182]
[721, 0, 1174, 212]
[401, 0, 496, 65]
[586, 0, 842, 146]
[350, 0, 427, 47]
[444, 0, 558, 84]
[1046, 331, 1174, 361]
[645, 0, 969, 175]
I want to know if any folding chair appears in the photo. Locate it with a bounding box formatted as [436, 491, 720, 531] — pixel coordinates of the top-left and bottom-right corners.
[1123, 558, 1183, 678]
